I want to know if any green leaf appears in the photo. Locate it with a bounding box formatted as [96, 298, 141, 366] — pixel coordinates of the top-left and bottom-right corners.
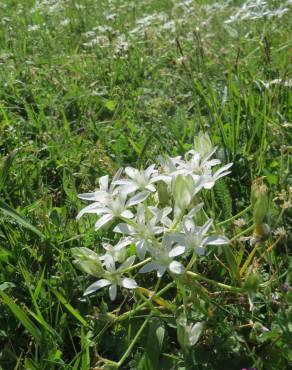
[50, 288, 89, 328]
[81, 327, 91, 370]
[0, 290, 41, 342]
[0, 150, 18, 192]
[104, 100, 116, 111]
[0, 281, 16, 291]
[139, 319, 165, 370]
[0, 199, 44, 239]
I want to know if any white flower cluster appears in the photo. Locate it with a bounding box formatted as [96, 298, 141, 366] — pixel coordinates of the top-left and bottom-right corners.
[72, 133, 232, 301]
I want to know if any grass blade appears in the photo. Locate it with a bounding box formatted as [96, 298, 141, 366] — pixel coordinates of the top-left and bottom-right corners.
[0, 199, 44, 239]
[0, 290, 41, 342]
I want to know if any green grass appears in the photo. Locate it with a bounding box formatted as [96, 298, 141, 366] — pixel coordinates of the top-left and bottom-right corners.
[0, 0, 291, 369]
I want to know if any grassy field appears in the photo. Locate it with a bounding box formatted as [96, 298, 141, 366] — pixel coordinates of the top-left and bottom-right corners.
[0, 0, 291, 369]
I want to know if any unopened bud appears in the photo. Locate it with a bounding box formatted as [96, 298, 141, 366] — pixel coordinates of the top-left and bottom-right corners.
[72, 247, 104, 277]
[251, 178, 269, 224]
[243, 272, 260, 294]
[157, 180, 170, 206]
[193, 131, 213, 158]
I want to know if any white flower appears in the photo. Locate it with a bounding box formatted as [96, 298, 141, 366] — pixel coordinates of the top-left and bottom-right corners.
[157, 133, 232, 191]
[77, 192, 133, 230]
[99, 238, 132, 263]
[77, 169, 150, 230]
[78, 169, 122, 204]
[173, 217, 230, 256]
[139, 235, 185, 277]
[177, 149, 233, 189]
[114, 204, 170, 259]
[84, 255, 137, 300]
[113, 164, 158, 194]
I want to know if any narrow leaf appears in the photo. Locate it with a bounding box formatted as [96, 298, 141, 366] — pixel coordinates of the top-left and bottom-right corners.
[0, 290, 41, 342]
[0, 199, 44, 239]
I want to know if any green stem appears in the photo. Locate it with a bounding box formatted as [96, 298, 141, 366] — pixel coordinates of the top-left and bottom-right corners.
[231, 223, 255, 242]
[136, 290, 161, 316]
[217, 205, 252, 227]
[117, 282, 175, 322]
[186, 270, 242, 293]
[186, 252, 197, 270]
[117, 315, 152, 368]
[125, 257, 152, 273]
[169, 209, 185, 231]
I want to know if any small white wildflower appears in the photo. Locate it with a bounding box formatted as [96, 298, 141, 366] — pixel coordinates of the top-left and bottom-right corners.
[114, 204, 169, 259]
[233, 218, 247, 228]
[99, 238, 132, 263]
[114, 164, 158, 194]
[273, 227, 286, 238]
[139, 235, 185, 277]
[28, 24, 40, 32]
[173, 217, 229, 256]
[84, 255, 137, 300]
[77, 169, 150, 230]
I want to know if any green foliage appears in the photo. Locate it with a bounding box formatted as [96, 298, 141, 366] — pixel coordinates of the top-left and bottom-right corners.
[214, 179, 233, 221]
[0, 0, 291, 369]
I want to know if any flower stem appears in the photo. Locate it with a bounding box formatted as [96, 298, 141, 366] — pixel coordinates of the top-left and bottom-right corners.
[186, 270, 242, 293]
[217, 205, 252, 227]
[231, 223, 255, 241]
[117, 282, 175, 321]
[117, 315, 151, 368]
[126, 257, 152, 272]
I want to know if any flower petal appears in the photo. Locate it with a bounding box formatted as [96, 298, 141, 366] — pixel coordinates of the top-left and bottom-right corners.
[214, 163, 233, 178]
[146, 184, 156, 192]
[121, 278, 137, 289]
[200, 219, 213, 236]
[78, 191, 108, 202]
[205, 235, 230, 245]
[121, 210, 134, 219]
[139, 262, 158, 274]
[169, 245, 186, 258]
[83, 279, 111, 296]
[104, 254, 116, 271]
[136, 240, 147, 260]
[157, 265, 167, 278]
[144, 164, 156, 178]
[99, 175, 109, 191]
[109, 284, 117, 301]
[76, 203, 108, 220]
[125, 167, 139, 179]
[127, 191, 150, 207]
[94, 214, 114, 230]
[115, 222, 130, 233]
[169, 260, 185, 275]
[115, 238, 133, 251]
[120, 255, 136, 270]
[120, 183, 139, 195]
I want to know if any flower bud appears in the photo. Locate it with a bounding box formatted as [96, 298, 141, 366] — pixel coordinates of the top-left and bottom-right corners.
[251, 178, 269, 224]
[177, 315, 204, 350]
[253, 223, 270, 243]
[243, 272, 260, 294]
[193, 132, 213, 158]
[157, 180, 170, 206]
[172, 174, 194, 211]
[71, 247, 104, 277]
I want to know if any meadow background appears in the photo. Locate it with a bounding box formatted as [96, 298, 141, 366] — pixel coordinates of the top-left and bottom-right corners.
[0, 0, 291, 369]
